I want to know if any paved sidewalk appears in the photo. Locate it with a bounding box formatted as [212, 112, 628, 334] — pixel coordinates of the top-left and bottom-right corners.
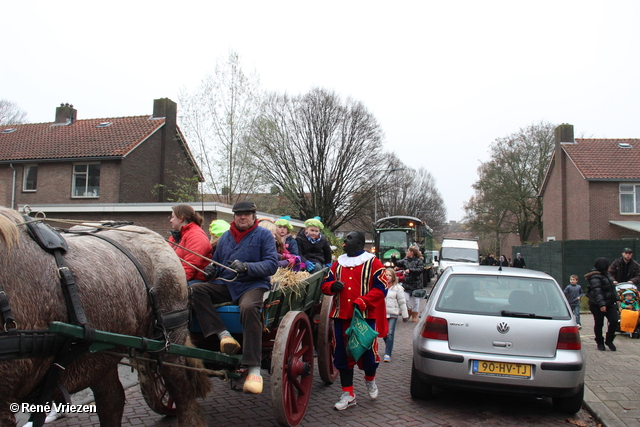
[580, 311, 640, 427]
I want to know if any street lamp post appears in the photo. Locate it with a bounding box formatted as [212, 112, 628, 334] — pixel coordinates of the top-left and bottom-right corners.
[374, 167, 404, 223]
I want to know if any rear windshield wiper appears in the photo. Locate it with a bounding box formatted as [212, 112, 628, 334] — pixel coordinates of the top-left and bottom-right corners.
[501, 310, 552, 320]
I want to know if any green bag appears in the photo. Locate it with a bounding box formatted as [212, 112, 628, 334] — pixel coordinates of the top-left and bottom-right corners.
[345, 308, 379, 361]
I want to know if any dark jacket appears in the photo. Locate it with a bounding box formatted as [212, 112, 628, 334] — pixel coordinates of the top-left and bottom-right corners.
[512, 256, 526, 268]
[285, 235, 299, 256]
[396, 256, 424, 292]
[296, 231, 332, 265]
[585, 270, 618, 308]
[210, 225, 279, 301]
[608, 257, 640, 285]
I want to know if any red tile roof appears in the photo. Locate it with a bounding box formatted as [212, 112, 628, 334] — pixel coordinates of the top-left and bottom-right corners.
[563, 138, 640, 180]
[0, 116, 165, 161]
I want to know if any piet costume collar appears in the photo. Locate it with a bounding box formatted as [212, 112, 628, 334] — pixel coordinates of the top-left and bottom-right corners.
[337, 251, 375, 267]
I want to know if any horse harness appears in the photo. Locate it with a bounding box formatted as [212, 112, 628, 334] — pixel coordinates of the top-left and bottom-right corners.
[0, 217, 189, 426]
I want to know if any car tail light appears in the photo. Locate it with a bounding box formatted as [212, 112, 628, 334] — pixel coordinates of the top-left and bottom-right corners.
[421, 316, 448, 340]
[557, 326, 581, 350]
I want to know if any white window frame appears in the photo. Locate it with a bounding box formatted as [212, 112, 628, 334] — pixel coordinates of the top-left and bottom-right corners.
[22, 164, 38, 192]
[619, 183, 640, 214]
[72, 163, 101, 198]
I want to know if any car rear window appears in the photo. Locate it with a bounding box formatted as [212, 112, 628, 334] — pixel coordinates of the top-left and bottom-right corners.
[435, 274, 571, 319]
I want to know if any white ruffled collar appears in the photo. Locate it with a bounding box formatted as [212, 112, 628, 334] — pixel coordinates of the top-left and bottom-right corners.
[338, 252, 375, 267]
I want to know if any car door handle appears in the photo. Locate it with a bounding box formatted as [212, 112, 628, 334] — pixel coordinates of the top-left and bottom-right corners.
[492, 341, 512, 348]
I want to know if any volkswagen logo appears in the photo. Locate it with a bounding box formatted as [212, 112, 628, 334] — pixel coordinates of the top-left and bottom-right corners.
[496, 322, 510, 334]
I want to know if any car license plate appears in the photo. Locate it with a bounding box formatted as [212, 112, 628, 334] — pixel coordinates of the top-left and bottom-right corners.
[472, 360, 531, 378]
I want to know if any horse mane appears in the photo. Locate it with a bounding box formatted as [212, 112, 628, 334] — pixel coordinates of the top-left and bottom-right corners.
[0, 207, 21, 250]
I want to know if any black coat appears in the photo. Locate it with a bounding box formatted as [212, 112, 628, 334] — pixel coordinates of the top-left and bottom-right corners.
[396, 256, 424, 292]
[585, 270, 617, 308]
[608, 257, 640, 284]
[296, 232, 332, 265]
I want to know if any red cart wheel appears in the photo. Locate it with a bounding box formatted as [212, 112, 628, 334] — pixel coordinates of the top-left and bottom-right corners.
[271, 311, 314, 426]
[137, 360, 177, 416]
[316, 295, 339, 384]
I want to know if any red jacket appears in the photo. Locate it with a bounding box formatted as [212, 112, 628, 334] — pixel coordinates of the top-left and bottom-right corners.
[321, 253, 389, 337]
[168, 222, 212, 282]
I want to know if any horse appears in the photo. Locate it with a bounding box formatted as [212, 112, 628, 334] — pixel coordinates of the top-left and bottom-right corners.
[0, 207, 211, 427]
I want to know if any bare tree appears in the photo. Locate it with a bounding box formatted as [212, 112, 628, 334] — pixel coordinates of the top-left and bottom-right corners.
[372, 153, 447, 237]
[178, 50, 264, 203]
[249, 88, 385, 230]
[0, 99, 27, 125]
[464, 121, 556, 246]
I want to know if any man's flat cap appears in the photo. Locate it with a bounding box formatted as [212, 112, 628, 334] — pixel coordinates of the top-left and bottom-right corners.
[232, 201, 257, 213]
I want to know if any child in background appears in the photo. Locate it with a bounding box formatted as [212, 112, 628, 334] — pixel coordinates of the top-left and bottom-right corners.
[383, 268, 409, 362]
[621, 290, 640, 311]
[563, 274, 584, 328]
[275, 216, 299, 255]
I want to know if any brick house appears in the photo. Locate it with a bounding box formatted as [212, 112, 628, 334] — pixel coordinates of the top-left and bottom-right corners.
[0, 98, 211, 236]
[540, 123, 640, 241]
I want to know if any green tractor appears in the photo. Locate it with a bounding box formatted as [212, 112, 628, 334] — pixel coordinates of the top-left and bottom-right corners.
[373, 216, 435, 285]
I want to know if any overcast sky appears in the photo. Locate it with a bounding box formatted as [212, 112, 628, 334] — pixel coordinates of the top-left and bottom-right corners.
[3, 1, 639, 221]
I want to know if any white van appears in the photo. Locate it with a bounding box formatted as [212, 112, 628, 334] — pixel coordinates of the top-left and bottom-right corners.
[438, 238, 479, 275]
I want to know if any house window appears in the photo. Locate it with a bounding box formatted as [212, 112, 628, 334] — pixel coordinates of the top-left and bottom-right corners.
[23, 165, 38, 191]
[73, 163, 100, 197]
[620, 184, 640, 214]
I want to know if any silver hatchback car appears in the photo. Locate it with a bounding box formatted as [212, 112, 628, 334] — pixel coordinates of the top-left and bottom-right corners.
[411, 265, 585, 414]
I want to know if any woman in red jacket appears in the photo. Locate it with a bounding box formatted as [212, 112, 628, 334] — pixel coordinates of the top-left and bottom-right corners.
[168, 205, 213, 283]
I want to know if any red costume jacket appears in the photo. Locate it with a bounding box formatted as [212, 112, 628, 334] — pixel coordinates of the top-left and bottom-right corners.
[321, 252, 389, 337]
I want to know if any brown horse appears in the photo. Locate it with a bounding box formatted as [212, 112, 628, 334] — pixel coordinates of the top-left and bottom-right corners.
[0, 207, 211, 427]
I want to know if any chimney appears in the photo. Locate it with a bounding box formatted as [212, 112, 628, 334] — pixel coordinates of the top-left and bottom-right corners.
[55, 103, 77, 124]
[152, 98, 177, 127]
[555, 123, 574, 144]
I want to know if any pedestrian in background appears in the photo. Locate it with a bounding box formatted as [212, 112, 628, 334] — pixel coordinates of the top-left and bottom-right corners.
[585, 257, 619, 351]
[609, 247, 640, 285]
[563, 274, 584, 329]
[395, 246, 424, 322]
[513, 253, 526, 268]
[383, 268, 409, 362]
[497, 255, 509, 267]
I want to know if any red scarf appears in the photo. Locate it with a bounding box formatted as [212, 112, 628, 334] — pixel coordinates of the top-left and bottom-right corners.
[229, 220, 259, 243]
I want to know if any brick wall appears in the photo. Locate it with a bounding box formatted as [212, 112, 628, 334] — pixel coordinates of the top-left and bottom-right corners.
[119, 131, 164, 202]
[565, 158, 590, 239]
[542, 158, 562, 241]
[44, 210, 219, 240]
[13, 161, 122, 205]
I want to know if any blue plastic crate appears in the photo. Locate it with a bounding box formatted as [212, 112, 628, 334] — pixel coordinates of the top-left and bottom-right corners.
[216, 305, 243, 334]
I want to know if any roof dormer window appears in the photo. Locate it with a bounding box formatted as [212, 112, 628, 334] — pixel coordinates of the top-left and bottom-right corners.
[619, 142, 633, 149]
[1, 128, 17, 134]
[97, 122, 113, 128]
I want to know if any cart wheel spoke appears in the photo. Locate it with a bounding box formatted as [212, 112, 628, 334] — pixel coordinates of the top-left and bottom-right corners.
[137, 360, 177, 416]
[317, 295, 339, 384]
[272, 311, 314, 426]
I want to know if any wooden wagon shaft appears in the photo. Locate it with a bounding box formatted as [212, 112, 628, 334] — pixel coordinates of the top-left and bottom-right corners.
[48, 321, 241, 368]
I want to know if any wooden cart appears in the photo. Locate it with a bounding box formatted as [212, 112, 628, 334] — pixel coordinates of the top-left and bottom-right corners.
[49, 267, 337, 427]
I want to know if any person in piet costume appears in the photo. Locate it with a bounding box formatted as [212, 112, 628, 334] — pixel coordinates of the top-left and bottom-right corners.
[321, 231, 388, 411]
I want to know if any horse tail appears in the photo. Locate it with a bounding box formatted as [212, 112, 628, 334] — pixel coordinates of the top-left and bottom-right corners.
[0, 208, 21, 250]
[183, 335, 213, 398]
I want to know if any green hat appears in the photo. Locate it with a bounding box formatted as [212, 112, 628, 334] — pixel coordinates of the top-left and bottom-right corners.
[209, 219, 230, 237]
[304, 216, 324, 230]
[275, 216, 293, 232]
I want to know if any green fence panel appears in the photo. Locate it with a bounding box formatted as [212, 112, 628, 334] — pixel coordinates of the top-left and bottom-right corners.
[514, 239, 638, 291]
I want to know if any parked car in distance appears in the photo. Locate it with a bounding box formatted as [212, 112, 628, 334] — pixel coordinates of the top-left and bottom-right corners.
[411, 265, 585, 414]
